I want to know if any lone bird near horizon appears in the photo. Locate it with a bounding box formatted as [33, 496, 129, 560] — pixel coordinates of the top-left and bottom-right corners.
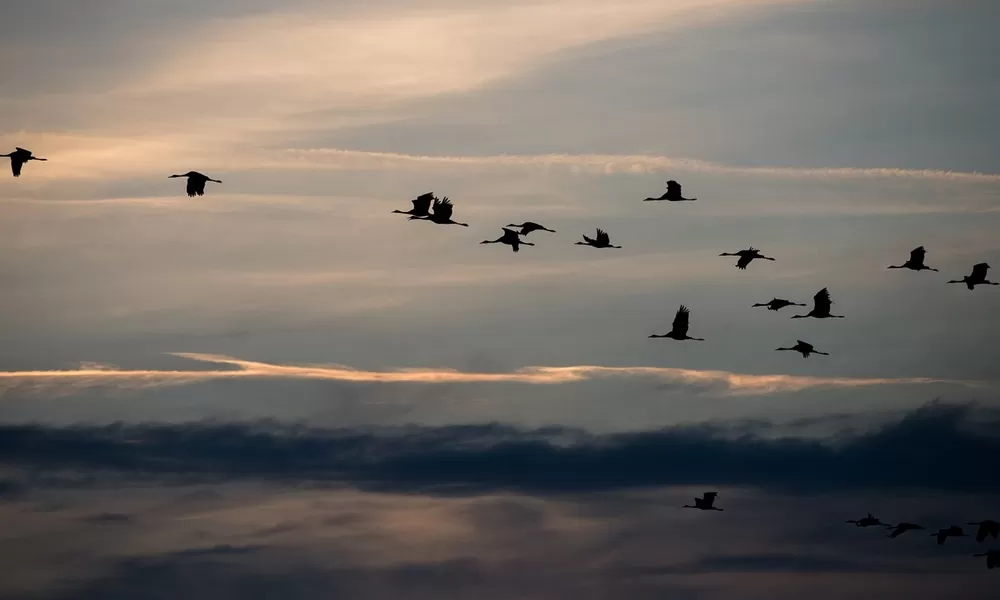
[683, 492, 723, 511]
[644, 180, 696, 202]
[948, 263, 998, 290]
[887, 246, 938, 272]
[505, 221, 555, 236]
[481, 228, 533, 253]
[169, 171, 221, 197]
[777, 340, 829, 358]
[973, 550, 999, 569]
[2, 147, 47, 177]
[967, 520, 1000, 543]
[410, 196, 469, 227]
[846, 513, 883, 528]
[575, 228, 621, 249]
[393, 192, 434, 218]
[792, 288, 844, 319]
[719, 247, 775, 270]
[885, 523, 924, 538]
[649, 305, 705, 341]
[931, 526, 968, 545]
[752, 298, 806, 311]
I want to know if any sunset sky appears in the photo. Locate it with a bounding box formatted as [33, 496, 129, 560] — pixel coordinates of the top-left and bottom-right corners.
[1, 1, 999, 598]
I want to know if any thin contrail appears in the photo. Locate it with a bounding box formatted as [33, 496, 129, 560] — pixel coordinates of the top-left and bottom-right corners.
[0, 353, 984, 398]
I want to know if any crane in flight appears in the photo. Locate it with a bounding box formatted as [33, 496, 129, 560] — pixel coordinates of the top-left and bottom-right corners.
[169, 171, 222, 197]
[719, 247, 775, 270]
[644, 180, 696, 202]
[480, 228, 534, 253]
[2, 147, 47, 177]
[887, 246, 938, 272]
[648, 305, 705, 341]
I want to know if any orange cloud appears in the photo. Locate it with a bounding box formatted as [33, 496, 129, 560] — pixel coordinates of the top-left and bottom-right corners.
[0, 353, 984, 398]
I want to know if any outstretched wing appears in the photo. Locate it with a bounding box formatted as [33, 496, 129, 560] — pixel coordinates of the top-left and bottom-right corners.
[671, 305, 691, 336]
[796, 340, 813, 351]
[434, 197, 455, 220]
[10, 156, 24, 177]
[412, 193, 434, 213]
[702, 492, 717, 507]
[595, 228, 609, 245]
[813, 288, 832, 313]
[909, 246, 926, 265]
[666, 180, 681, 195]
[736, 254, 752, 269]
[972, 263, 989, 280]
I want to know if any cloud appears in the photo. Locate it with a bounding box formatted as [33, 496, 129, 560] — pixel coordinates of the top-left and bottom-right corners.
[0, 352, 982, 398]
[1, 402, 997, 494]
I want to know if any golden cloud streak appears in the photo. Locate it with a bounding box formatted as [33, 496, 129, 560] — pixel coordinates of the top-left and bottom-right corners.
[0, 353, 983, 398]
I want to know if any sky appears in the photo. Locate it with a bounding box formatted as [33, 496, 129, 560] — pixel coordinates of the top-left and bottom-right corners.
[1, 0, 999, 597]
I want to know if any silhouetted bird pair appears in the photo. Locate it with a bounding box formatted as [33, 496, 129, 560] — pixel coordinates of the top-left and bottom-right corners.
[481, 222, 556, 253]
[2, 147, 46, 177]
[393, 193, 469, 226]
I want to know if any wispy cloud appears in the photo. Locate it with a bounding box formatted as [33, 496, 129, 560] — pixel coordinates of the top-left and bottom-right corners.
[0, 353, 982, 398]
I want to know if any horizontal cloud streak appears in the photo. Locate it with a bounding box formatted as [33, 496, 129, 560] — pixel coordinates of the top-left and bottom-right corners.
[0, 353, 981, 398]
[1, 402, 997, 493]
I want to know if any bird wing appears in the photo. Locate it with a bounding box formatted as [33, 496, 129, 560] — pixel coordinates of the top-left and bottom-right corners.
[972, 263, 989, 280]
[736, 254, 752, 269]
[15, 147, 29, 153]
[910, 246, 926, 264]
[666, 180, 680, 195]
[10, 156, 24, 177]
[814, 288, 832, 313]
[501, 228, 520, 241]
[671, 305, 691, 336]
[796, 340, 812, 350]
[412, 193, 434, 213]
[595, 229, 609, 245]
[186, 178, 205, 196]
[434, 197, 454, 220]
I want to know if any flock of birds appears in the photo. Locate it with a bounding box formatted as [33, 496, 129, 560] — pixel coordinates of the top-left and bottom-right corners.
[683, 494, 998, 569]
[5, 148, 997, 570]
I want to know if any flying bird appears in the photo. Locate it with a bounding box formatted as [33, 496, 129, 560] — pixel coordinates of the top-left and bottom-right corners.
[575, 228, 621, 249]
[791, 288, 844, 319]
[683, 492, 723, 511]
[644, 180, 696, 202]
[752, 298, 806, 311]
[948, 263, 998, 290]
[410, 197, 469, 227]
[505, 221, 555, 236]
[2, 147, 47, 177]
[649, 305, 705, 341]
[169, 171, 222, 197]
[393, 192, 435, 218]
[885, 523, 925, 538]
[776, 340, 829, 358]
[481, 228, 534, 253]
[887, 246, 938, 272]
[930, 526, 967, 545]
[846, 513, 882, 528]
[967, 520, 1000, 543]
[719, 247, 775, 270]
[973, 550, 999, 569]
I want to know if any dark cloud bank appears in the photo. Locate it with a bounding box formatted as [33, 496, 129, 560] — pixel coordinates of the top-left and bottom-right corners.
[1, 402, 996, 494]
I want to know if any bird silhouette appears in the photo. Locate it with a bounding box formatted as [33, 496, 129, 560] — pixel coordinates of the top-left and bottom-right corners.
[846, 513, 883, 527]
[752, 298, 807, 311]
[644, 180, 696, 202]
[967, 520, 1000, 543]
[649, 305, 705, 341]
[393, 192, 435, 217]
[575, 228, 621, 249]
[719, 247, 775, 270]
[885, 522, 925, 538]
[948, 263, 998, 290]
[973, 550, 999, 569]
[410, 197, 469, 227]
[481, 228, 534, 253]
[2, 147, 47, 177]
[505, 221, 555, 236]
[683, 492, 723, 511]
[791, 288, 844, 319]
[169, 171, 222, 197]
[887, 246, 938, 272]
[776, 340, 829, 358]
[930, 526, 968, 545]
